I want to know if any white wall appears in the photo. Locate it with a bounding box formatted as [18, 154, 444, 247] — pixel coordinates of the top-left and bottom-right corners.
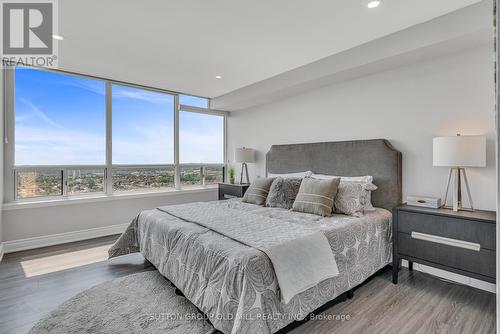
[228, 45, 496, 210]
[495, 0, 499, 324]
[0, 68, 3, 259]
[2, 189, 217, 245]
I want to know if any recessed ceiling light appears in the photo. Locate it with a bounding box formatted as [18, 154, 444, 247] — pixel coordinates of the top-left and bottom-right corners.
[367, 0, 381, 8]
[52, 34, 64, 40]
[215, 75, 222, 79]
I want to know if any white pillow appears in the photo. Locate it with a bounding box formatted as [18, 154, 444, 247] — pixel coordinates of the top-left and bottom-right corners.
[268, 171, 312, 178]
[311, 173, 376, 212]
[312, 174, 372, 183]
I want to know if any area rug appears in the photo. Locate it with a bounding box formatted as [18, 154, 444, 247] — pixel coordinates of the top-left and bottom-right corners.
[29, 271, 216, 334]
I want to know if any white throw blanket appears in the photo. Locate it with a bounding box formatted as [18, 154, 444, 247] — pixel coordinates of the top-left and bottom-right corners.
[157, 202, 339, 303]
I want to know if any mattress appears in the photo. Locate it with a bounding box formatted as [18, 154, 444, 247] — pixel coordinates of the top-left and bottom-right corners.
[110, 199, 392, 334]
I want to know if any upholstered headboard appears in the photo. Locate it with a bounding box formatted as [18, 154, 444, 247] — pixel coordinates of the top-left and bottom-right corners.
[266, 139, 402, 211]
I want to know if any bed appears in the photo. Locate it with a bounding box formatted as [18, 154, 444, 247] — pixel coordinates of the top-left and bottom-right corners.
[109, 139, 402, 334]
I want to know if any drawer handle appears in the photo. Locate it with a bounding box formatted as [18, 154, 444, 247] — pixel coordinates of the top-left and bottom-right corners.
[411, 232, 480, 252]
[224, 194, 237, 199]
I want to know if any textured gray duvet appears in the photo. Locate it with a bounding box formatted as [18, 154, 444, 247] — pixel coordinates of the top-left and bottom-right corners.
[109, 199, 392, 334]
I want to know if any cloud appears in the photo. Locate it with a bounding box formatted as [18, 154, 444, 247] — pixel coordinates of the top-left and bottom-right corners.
[180, 129, 223, 163]
[61, 78, 105, 96]
[17, 98, 62, 129]
[15, 115, 222, 165]
[15, 125, 105, 165]
[52, 77, 171, 105]
[113, 123, 175, 164]
[112, 86, 173, 104]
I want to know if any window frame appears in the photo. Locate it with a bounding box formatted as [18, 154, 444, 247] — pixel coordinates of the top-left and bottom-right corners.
[3, 66, 227, 203]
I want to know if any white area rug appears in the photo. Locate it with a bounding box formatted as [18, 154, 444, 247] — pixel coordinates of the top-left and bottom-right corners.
[29, 271, 215, 334]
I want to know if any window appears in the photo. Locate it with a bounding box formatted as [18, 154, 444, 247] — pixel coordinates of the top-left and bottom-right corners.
[14, 67, 106, 165]
[112, 85, 174, 164]
[179, 111, 224, 187]
[67, 169, 105, 195]
[16, 170, 62, 199]
[179, 94, 209, 108]
[5, 67, 226, 202]
[180, 111, 224, 164]
[112, 166, 175, 192]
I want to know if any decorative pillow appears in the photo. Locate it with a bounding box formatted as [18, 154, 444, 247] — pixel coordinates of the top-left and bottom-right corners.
[292, 177, 340, 216]
[265, 177, 302, 209]
[268, 171, 312, 178]
[334, 181, 378, 216]
[312, 174, 376, 211]
[242, 177, 275, 206]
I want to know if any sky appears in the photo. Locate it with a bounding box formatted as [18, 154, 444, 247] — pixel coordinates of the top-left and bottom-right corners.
[14, 67, 224, 166]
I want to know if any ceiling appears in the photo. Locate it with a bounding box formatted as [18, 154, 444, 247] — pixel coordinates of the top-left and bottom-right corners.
[58, 0, 482, 98]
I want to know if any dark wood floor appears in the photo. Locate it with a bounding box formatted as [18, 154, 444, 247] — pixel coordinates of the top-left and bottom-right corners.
[0, 235, 496, 334]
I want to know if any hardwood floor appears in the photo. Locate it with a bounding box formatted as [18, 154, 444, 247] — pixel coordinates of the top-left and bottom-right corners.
[0, 235, 496, 334]
[0, 235, 154, 334]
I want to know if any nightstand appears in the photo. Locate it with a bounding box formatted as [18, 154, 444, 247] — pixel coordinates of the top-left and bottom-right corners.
[218, 183, 250, 200]
[392, 204, 496, 284]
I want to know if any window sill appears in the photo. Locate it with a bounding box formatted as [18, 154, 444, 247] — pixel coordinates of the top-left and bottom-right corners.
[2, 186, 218, 211]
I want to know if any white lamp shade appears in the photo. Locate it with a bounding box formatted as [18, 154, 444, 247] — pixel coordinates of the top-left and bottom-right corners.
[433, 135, 486, 167]
[235, 148, 256, 163]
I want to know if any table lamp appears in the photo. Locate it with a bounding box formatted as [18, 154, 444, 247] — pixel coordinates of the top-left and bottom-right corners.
[235, 148, 255, 184]
[433, 134, 486, 212]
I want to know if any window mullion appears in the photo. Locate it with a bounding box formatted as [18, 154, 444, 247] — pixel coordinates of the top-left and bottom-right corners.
[62, 169, 67, 197]
[105, 82, 113, 195]
[5, 67, 16, 203]
[174, 94, 180, 190]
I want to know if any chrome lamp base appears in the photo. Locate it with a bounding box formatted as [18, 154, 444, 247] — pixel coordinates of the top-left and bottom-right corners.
[442, 167, 474, 212]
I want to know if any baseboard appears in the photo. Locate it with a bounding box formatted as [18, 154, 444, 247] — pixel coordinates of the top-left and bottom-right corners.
[3, 223, 129, 254]
[401, 260, 496, 293]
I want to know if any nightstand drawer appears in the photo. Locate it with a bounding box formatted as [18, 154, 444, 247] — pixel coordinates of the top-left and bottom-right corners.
[398, 233, 495, 279]
[218, 183, 249, 200]
[219, 185, 245, 197]
[397, 211, 496, 250]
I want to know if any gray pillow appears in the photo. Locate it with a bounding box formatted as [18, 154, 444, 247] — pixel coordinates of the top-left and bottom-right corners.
[242, 177, 275, 206]
[334, 181, 378, 216]
[292, 177, 340, 216]
[265, 177, 302, 209]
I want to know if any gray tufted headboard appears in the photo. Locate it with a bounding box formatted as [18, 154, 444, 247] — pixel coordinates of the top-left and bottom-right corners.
[266, 139, 402, 211]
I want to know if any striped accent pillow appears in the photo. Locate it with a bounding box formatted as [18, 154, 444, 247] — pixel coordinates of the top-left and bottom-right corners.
[292, 177, 340, 216]
[242, 177, 276, 206]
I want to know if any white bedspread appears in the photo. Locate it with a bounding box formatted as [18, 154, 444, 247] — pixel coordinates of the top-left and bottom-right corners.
[158, 202, 339, 303]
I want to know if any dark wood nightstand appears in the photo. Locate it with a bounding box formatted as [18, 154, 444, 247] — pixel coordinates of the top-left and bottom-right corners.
[392, 204, 496, 284]
[218, 183, 250, 200]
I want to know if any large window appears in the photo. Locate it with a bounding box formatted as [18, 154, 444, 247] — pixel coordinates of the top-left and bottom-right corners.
[180, 111, 224, 187]
[6, 67, 225, 201]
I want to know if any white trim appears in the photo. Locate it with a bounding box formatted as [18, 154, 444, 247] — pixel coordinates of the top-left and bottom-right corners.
[411, 231, 481, 252]
[174, 94, 181, 190]
[401, 260, 495, 293]
[3, 223, 129, 254]
[105, 82, 113, 195]
[179, 104, 228, 117]
[2, 186, 217, 211]
[0, 243, 4, 263]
